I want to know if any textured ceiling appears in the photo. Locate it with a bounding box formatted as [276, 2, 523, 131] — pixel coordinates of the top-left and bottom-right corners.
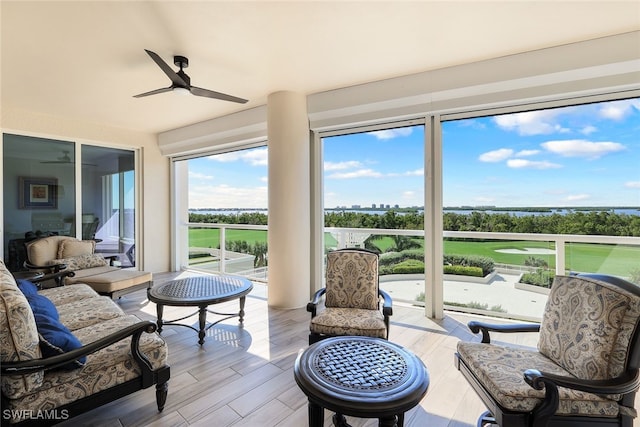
[2, 1, 639, 135]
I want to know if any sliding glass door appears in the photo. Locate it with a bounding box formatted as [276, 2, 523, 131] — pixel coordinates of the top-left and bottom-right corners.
[2, 134, 138, 271]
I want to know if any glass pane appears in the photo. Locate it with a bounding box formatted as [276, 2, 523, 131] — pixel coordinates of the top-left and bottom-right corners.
[442, 98, 640, 320]
[322, 124, 425, 303]
[3, 134, 75, 271]
[81, 145, 136, 267]
[185, 146, 268, 279]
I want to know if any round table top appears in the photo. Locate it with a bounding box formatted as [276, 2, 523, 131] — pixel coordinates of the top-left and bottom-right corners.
[294, 336, 429, 417]
[148, 275, 253, 306]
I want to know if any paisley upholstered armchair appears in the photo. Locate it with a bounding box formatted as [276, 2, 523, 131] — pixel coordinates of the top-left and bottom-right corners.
[455, 273, 640, 427]
[307, 248, 393, 345]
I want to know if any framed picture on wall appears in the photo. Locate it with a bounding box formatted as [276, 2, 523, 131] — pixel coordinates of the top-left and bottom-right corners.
[18, 176, 58, 209]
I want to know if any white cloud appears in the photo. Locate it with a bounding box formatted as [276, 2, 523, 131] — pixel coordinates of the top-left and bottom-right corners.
[625, 181, 640, 189]
[188, 171, 214, 180]
[515, 149, 540, 157]
[541, 139, 625, 159]
[479, 148, 513, 162]
[404, 168, 424, 176]
[566, 194, 591, 202]
[506, 159, 562, 169]
[493, 110, 570, 135]
[327, 169, 383, 179]
[598, 99, 640, 121]
[367, 127, 413, 140]
[324, 160, 363, 171]
[208, 147, 268, 166]
[580, 125, 597, 135]
[189, 184, 268, 209]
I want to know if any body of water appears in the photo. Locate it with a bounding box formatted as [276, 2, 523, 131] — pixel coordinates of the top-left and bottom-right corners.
[190, 208, 640, 217]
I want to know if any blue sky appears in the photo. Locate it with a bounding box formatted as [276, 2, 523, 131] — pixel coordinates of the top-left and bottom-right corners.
[188, 98, 640, 209]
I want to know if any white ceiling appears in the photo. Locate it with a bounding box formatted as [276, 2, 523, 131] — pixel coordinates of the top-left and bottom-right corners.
[2, 1, 639, 135]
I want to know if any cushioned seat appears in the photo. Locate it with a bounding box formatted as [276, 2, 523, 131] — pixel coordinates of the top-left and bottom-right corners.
[307, 248, 392, 344]
[24, 236, 152, 299]
[455, 274, 640, 427]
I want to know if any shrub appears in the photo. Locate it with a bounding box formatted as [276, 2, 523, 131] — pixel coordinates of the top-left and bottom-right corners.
[524, 256, 549, 268]
[520, 268, 555, 288]
[443, 254, 494, 276]
[443, 265, 483, 277]
[392, 259, 424, 274]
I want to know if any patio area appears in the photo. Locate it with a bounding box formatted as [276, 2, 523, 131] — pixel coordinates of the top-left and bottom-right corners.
[55, 271, 638, 426]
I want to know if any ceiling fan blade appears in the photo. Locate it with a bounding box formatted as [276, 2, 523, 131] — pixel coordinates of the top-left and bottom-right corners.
[133, 87, 173, 98]
[144, 49, 187, 87]
[190, 86, 248, 104]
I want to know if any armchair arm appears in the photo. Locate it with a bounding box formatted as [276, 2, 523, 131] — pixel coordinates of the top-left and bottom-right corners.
[468, 320, 540, 343]
[24, 260, 67, 273]
[379, 288, 393, 317]
[307, 288, 326, 317]
[523, 369, 640, 424]
[524, 369, 640, 396]
[1, 321, 158, 374]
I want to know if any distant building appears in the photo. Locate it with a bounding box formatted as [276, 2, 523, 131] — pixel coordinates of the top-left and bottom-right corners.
[372, 204, 376, 208]
[351, 204, 361, 209]
[394, 204, 399, 209]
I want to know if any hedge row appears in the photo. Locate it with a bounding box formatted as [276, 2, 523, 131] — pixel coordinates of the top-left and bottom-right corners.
[379, 257, 486, 277]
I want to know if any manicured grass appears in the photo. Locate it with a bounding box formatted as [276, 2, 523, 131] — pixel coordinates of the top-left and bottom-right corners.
[194, 229, 639, 277]
[189, 228, 267, 249]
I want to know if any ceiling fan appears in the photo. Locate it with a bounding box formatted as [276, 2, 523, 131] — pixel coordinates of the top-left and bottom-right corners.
[133, 49, 248, 104]
[41, 151, 96, 167]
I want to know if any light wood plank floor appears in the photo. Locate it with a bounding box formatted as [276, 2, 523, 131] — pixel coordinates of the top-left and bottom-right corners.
[55, 271, 639, 426]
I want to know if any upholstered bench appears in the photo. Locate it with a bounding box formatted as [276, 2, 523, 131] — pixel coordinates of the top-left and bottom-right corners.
[0, 260, 170, 426]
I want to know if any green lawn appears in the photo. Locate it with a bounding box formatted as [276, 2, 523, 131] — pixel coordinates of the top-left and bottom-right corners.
[192, 229, 639, 277]
[189, 228, 267, 249]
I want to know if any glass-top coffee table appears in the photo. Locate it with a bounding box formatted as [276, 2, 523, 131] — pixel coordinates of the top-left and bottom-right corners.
[148, 275, 253, 345]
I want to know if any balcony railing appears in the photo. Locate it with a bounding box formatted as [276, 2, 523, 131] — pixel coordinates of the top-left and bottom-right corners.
[186, 222, 640, 321]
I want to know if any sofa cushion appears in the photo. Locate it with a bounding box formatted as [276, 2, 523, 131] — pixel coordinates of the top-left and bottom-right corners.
[49, 253, 108, 271]
[0, 261, 44, 399]
[310, 307, 387, 338]
[26, 236, 75, 266]
[457, 341, 620, 416]
[39, 284, 98, 306]
[66, 269, 152, 294]
[57, 239, 96, 259]
[538, 275, 640, 380]
[57, 296, 125, 331]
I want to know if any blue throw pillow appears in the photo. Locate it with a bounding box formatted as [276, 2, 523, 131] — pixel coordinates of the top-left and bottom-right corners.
[17, 280, 59, 321]
[17, 280, 85, 370]
[34, 312, 86, 370]
[16, 279, 38, 296]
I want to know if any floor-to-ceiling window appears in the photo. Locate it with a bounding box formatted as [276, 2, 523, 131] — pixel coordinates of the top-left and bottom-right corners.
[441, 97, 640, 320]
[321, 122, 426, 303]
[178, 145, 269, 279]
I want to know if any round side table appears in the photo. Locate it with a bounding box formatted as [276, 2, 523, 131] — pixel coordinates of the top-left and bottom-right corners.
[294, 336, 429, 427]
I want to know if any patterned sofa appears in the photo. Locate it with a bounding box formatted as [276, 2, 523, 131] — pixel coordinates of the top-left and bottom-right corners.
[0, 260, 170, 426]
